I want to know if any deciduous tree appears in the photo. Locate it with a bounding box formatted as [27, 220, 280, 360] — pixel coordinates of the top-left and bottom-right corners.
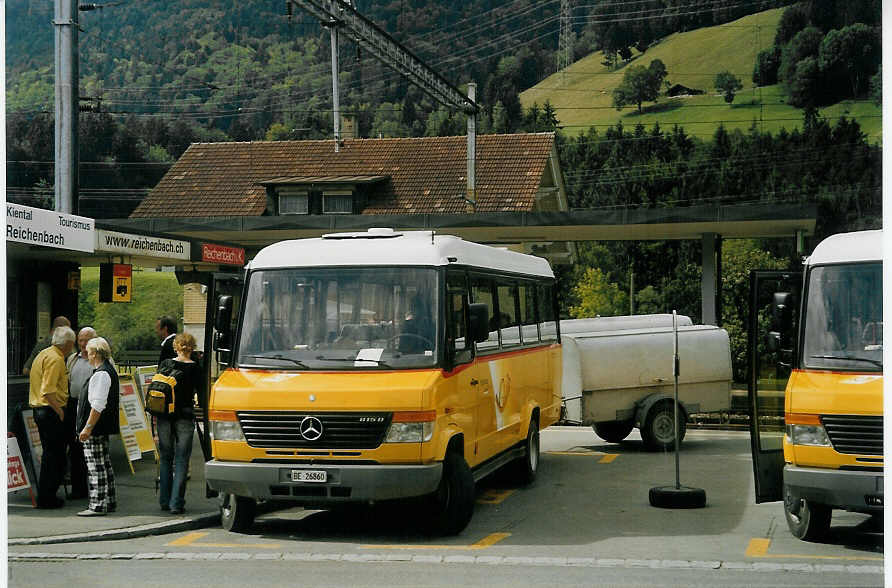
[714, 70, 743, 103]
[570, 267, 628, 318]
[612, 59, 668, 113]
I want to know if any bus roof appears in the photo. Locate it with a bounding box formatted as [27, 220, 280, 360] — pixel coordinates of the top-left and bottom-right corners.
[248, 228, 555, 278]
[807, 230, 883, 266]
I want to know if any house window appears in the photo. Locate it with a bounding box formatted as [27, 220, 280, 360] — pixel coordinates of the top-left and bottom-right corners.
[323, 191, 353, 214]
[279, 189, 308, 215]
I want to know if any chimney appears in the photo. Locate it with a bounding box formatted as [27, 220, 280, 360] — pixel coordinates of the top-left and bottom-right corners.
[465, 82, 477, 213]
[341, 114, 356, 140]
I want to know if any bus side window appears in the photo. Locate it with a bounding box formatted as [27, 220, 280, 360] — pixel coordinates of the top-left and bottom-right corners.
[497, 281, 521, 348]
[518, 281, 539, 345]
[470, 276, 499, 352]
[446, 271, 472, 364]
[538, 282, 558, 342]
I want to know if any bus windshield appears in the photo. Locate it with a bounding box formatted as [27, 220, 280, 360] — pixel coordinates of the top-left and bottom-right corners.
[237, 267, 439, 370]
[802, 262, 882, 372]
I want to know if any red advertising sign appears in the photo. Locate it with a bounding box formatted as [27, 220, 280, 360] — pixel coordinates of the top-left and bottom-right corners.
[7, 435, 31, 492]
[202, 243, 245, 266]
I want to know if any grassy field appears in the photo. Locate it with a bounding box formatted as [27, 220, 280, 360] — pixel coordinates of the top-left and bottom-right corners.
[521, 9, 881, 143]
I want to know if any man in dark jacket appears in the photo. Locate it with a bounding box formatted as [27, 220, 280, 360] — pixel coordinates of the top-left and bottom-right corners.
[155, 315, 177, 364]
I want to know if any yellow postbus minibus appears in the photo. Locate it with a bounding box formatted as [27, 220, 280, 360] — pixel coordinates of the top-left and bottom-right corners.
[207, 228, 562, 534]
[750, 230, 883, 541]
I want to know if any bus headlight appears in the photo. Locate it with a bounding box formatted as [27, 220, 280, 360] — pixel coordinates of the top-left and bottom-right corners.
[209, 410, 246, 442]
[785, 424, 831, 447]
[384, 411, 435, 443]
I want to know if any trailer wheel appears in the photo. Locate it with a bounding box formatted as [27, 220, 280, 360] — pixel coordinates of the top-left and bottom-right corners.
[783, 485, 831, 541]
[641, 400, 686, 451]
[426, 451, 474, 536]
[509, 416, 540, 485]
[220, 493, 256, 533]
[593, 420, 634, 443]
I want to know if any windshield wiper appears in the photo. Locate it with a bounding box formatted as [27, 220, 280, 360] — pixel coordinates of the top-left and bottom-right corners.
[315, 355, 391, 368]
[247, 354, 308, 368]
[810, 355, 883, 368]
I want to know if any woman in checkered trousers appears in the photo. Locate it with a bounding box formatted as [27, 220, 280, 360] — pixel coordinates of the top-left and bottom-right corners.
[76, 337, 121, 516]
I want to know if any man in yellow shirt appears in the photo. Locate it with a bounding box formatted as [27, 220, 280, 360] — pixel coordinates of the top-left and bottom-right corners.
[29, 326, 76, 508]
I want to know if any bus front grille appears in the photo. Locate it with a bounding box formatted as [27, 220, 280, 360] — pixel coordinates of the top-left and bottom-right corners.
[821, 415, 883, 456]
[237, 411, 391, 449]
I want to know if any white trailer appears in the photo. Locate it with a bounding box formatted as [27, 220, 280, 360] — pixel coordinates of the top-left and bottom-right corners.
[560, 315, 732, 450]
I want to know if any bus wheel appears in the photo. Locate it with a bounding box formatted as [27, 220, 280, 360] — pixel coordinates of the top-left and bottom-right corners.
[783, 486, 831, 541]
[641, 400, 686, 451]
[593, 420, 634, 443]
[220, 493, 256, 533]
[510, 416, 540, 485]
[428, 451, 474, 536]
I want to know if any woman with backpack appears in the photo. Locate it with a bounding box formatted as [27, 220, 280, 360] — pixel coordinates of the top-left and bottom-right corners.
[76, 337, 120, 516]
[156, 332, 205, 515]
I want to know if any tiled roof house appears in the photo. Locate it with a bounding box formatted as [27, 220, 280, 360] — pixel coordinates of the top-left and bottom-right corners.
[130, 133, 568, 219]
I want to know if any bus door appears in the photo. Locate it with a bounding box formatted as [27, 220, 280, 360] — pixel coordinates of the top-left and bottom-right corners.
[748, 270, 801, 503]
[201, 272, 244, 462]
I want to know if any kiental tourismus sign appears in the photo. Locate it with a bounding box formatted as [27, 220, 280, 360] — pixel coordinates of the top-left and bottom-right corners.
[96, 229, 191, 261]
[6, 203, 95, 253]
[201, 243, 246, 266]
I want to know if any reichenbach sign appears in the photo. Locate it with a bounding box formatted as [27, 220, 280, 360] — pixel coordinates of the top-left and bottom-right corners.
[6, 203, 95, 253]
[96, 229, 191, 261]
[201, 243, 245, 266]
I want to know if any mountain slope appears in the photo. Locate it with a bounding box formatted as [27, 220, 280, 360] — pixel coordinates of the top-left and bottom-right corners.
[521, 9, 881, 142]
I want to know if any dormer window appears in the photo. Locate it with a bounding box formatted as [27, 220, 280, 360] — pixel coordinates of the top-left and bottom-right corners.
[278, 188, 308, 215]
[261, 175, 388, 216]
[323, 191, 353, 214]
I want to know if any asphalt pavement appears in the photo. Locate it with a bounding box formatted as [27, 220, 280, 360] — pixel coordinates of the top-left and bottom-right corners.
[8, 431, 220, 545]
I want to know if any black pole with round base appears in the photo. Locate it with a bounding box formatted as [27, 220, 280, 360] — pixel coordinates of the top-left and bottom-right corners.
[649, 311, 707, 510]
[649, 484, 707, 508]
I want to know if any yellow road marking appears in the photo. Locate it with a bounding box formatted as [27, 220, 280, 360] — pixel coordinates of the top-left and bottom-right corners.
[745, 538, 770, 557]
[362, 532, 510, 551]
[471, 532, 511, 548]
[166, 531, 281, 549]
[477, 489, 516, 504]
[545, 450, 618, 463]
[745, 538, 883, 561]
[167, 532, 208, 546]
[545, 450, 600, 456]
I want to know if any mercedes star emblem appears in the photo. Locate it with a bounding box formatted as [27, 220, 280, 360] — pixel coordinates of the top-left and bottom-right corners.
[299, 416, 323, 441]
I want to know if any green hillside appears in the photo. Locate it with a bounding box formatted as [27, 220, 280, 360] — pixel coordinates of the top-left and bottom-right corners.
[522, 9, 881, 143]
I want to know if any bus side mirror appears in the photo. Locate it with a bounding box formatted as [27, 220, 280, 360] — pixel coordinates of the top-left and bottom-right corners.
[469, 303, 489, 343]
[214, 296, 233, 359]
[771, 292, 793, 331]
[769, 291, 794, 371]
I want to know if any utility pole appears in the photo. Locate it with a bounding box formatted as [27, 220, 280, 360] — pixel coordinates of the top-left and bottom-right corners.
[558, 0, 572, 85]
[54, 0, 79, 213]
[322, 1, 348, 151]
[288, 0, 479, 203]
[466, 82, 476, 212]
[287, 0, 478, 121]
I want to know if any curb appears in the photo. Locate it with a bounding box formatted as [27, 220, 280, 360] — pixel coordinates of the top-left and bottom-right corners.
[8, 512, 220, 545]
